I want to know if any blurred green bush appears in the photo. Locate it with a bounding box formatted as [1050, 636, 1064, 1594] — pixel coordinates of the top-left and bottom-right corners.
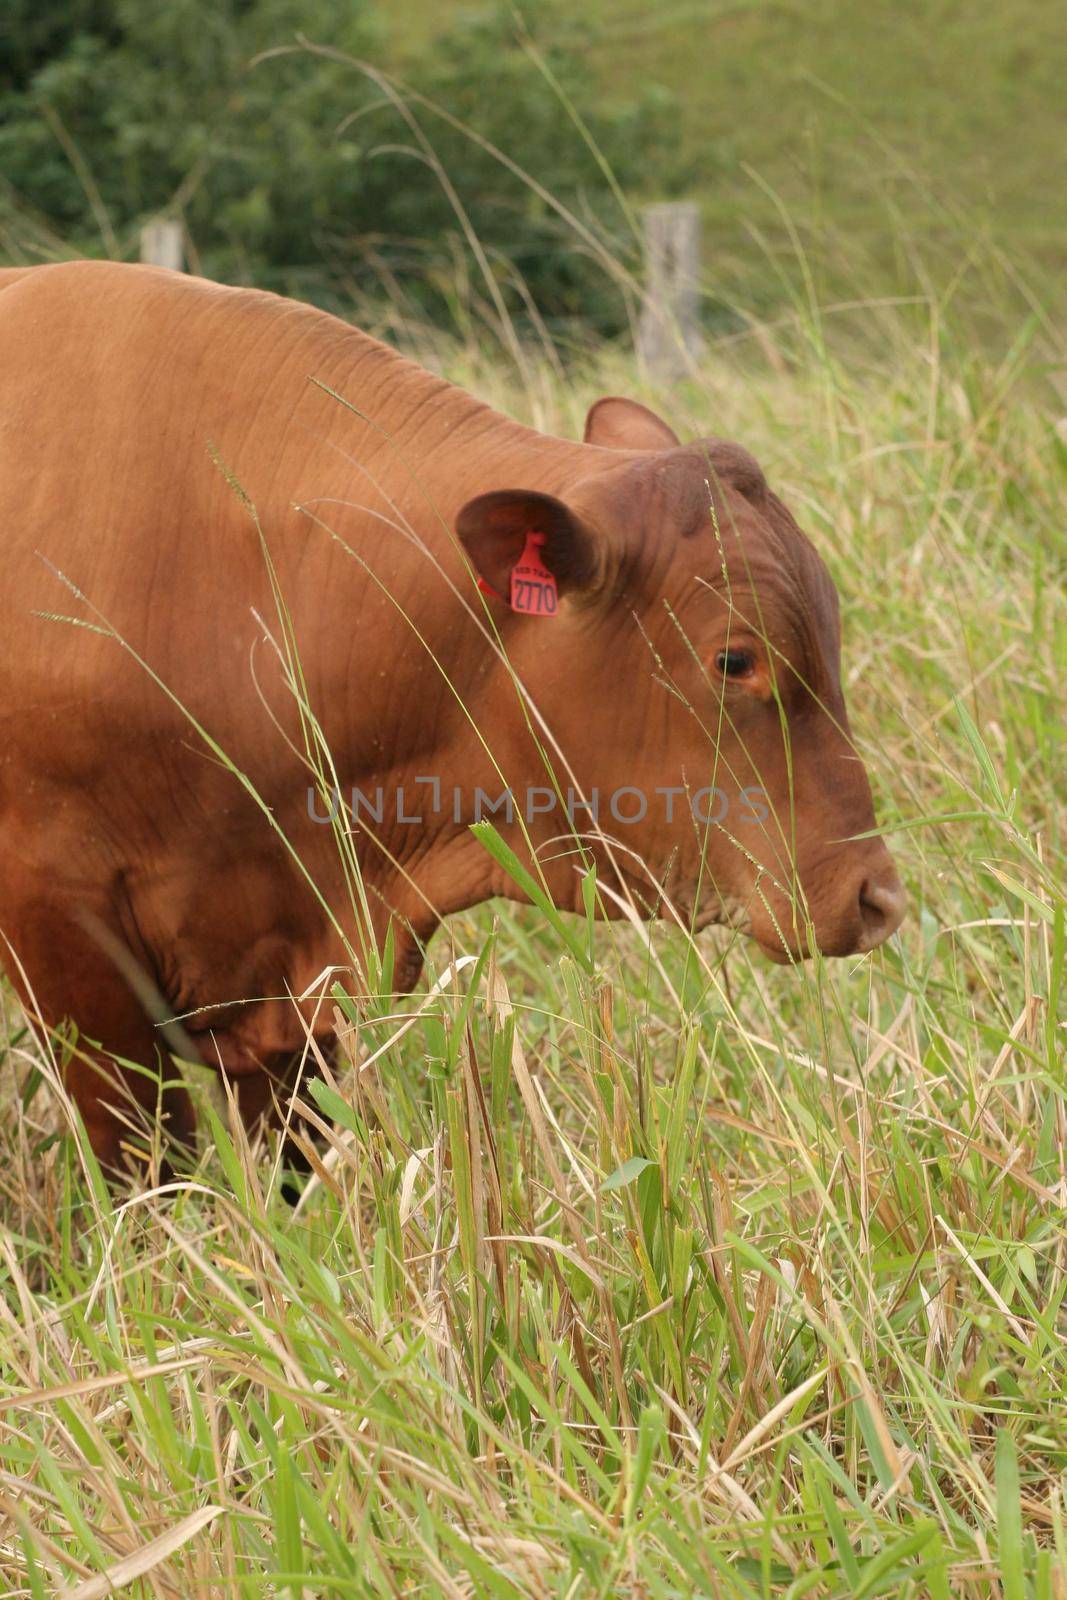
[0, 0, 688, 336]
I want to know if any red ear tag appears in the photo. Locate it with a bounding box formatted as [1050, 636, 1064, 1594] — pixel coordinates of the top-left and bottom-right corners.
[510, 532, 558, 617]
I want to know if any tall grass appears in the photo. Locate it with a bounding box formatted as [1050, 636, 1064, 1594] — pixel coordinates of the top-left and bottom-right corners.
[1, 233, 1065, 1598]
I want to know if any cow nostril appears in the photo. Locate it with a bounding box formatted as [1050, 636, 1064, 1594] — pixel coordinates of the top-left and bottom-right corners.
[857, 876, 907, 950]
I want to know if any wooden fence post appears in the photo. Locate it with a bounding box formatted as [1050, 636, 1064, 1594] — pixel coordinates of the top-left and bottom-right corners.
[140, 220, 185, 272]
[636, 201, 704, 380]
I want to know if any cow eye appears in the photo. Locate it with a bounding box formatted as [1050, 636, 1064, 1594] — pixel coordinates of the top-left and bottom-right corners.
[715, 648, 755, 679]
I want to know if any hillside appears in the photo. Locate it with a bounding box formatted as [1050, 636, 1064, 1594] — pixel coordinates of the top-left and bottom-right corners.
[391, 0, 1067, 342]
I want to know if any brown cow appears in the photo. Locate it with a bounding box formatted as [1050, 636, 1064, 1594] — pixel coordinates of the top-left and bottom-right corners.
[0, 261, 905, 1171]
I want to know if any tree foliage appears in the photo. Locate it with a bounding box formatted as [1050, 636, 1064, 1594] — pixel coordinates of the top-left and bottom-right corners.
[0, 0, 686, 333]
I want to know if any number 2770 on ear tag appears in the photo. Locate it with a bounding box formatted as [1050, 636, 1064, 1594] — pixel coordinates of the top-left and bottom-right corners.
[510, 532, 558, 616]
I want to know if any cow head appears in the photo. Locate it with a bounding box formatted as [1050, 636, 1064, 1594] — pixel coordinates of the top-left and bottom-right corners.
[457, 397, 906, 961]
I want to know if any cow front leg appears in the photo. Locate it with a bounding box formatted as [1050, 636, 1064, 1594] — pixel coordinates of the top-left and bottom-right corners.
[2, 901, 196, 1179]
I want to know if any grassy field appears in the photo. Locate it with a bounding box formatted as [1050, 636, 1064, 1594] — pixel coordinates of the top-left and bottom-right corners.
[389, 0, 1067, 338]
[1, 254, 1065, 1596]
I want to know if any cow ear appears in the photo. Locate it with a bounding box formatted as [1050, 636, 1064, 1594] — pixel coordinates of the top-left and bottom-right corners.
[584, 396, 680, 451]
[457, 489, 599, 608]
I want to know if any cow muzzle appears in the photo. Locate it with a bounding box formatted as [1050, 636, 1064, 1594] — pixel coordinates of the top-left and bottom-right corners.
[751, 845, 907, 962]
